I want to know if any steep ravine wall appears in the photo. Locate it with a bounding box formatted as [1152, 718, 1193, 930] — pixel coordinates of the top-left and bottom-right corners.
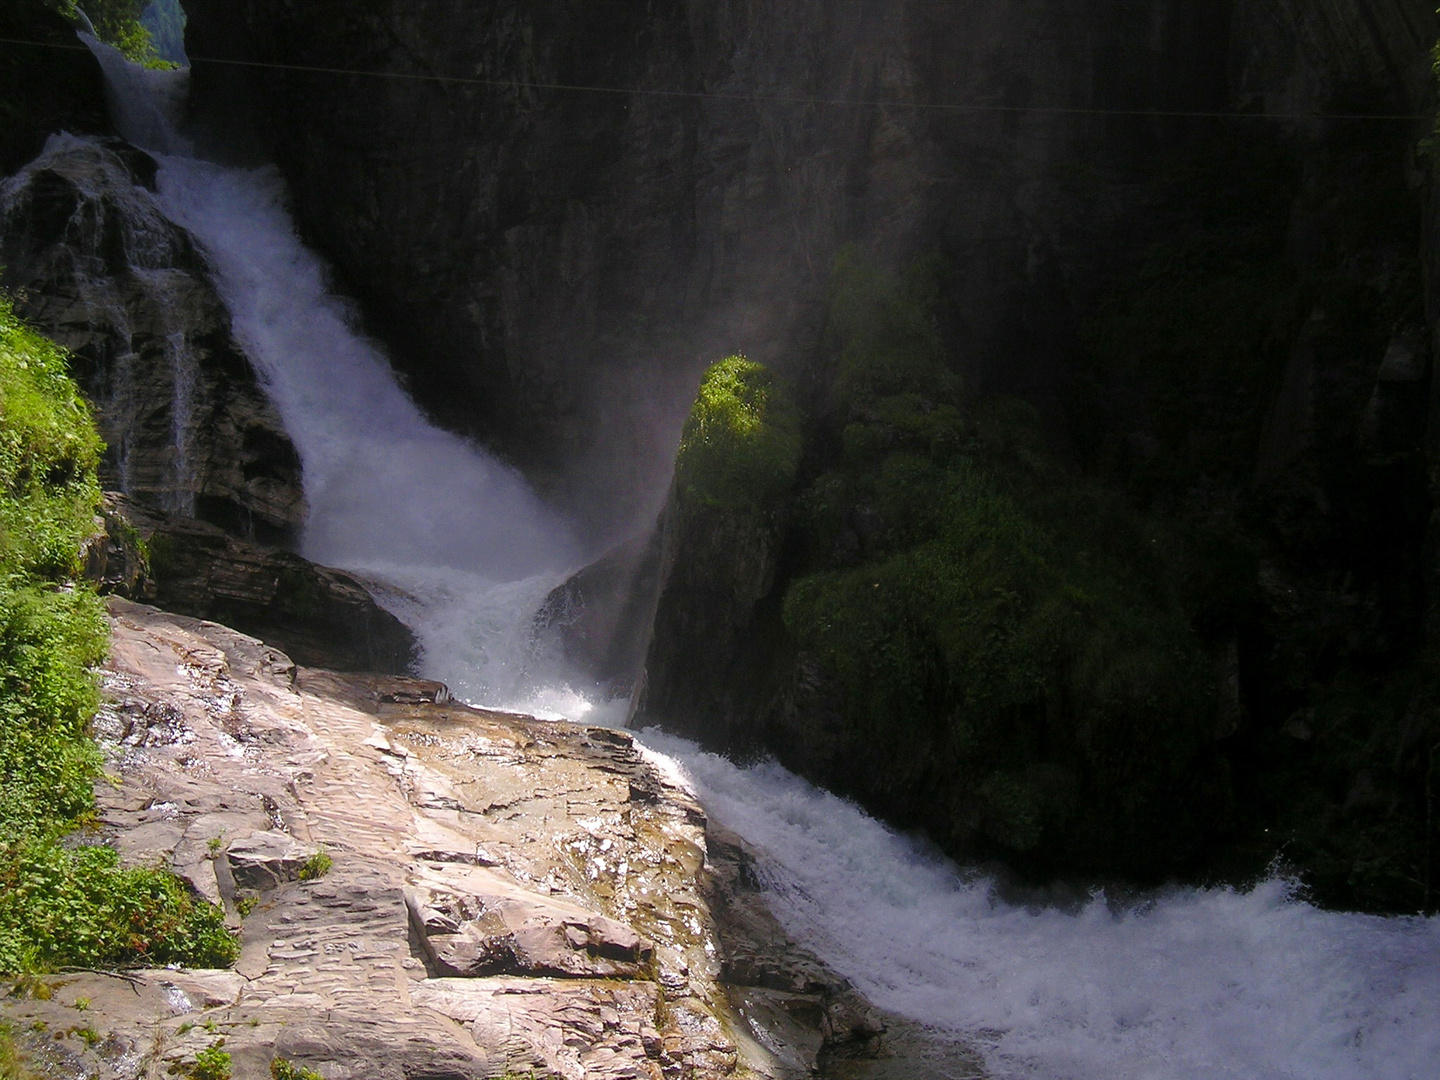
[182, 0, 1368, 536]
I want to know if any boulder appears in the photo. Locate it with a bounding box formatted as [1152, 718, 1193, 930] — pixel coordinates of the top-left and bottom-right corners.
[406, 871, 654, 979]
[224, 830, 320, 890]
[89, 492, 417, 674]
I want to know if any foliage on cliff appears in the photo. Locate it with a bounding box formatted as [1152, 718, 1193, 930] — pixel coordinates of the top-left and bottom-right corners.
[45, 0, 167, 66]
[778, 251, 1220, 871]
[0, 297, 236, 975]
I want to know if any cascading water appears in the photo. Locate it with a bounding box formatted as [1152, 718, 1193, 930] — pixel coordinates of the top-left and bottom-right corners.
[81, 34, 1440, 1080]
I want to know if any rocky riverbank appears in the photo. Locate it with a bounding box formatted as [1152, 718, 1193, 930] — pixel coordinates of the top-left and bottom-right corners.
[0, 598, 951, 1080]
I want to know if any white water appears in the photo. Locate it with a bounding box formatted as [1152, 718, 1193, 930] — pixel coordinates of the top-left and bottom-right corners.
[639, 733, 1440, 1080]
[82, 36, 589, 709]
[87, 38, 1440, 1080]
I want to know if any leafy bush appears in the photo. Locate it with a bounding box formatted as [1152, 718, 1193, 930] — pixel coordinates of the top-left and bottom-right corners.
[0, 296, 107, 841]
[0, 841, 239, 972]
[184, 1039, 232, 1080]
[44, 0, 167, 65]
[674, 356, 802, 512]
[298, 850, 332, 881]
[271, 1059, 324, 1080]
[780, 252, 1220, 869]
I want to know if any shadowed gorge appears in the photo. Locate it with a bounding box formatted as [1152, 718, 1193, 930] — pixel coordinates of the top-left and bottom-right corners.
[2, 1, 1440, 1077]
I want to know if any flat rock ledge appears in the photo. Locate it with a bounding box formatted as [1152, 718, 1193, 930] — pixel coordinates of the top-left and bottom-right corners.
[0, 599, 963, 1080]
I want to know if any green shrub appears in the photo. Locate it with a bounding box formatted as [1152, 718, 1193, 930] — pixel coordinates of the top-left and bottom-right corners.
[0, 840, 239, 972]
[780, 251, 1219, 866]
[183, 1039, 231, 1080]
[44, 0, 167, 66]
[674, 356, 801, 512]
[271, 1059, 324, 1080]
[0, 296, 236, 973]
[297, 851, 332, 881]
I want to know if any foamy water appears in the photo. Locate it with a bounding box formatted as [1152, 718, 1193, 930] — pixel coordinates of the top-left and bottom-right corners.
[638, 732, 1440, 1080]
[85, 36, 1440, 1080]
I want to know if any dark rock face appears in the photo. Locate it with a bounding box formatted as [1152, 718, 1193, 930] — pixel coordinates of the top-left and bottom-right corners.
[0, 0, 109, 174]
[534, 529, 662, 699]
[91, 493, 416, 674]
[180, 1, 1437, 537]
[176, 0, 1231, 530]
[0, 135, 305, 542]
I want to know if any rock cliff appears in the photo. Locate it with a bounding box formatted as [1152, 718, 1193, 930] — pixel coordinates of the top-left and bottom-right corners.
[180, 0, 1440, 907]
[182, 1, 1438, 536]
[0, 0, 108, 174]
[0, 599, 927, 1080]
[0, 134, 305, 542]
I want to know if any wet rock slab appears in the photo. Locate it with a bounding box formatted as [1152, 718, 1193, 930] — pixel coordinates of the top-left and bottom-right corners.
[0, 599, 917, 1080]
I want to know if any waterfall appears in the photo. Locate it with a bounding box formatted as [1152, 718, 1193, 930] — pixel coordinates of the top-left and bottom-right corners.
[79, 34, 1440, 1080]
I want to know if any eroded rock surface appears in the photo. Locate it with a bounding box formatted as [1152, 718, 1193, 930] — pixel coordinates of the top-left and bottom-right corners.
[0, 599, 917, 1080]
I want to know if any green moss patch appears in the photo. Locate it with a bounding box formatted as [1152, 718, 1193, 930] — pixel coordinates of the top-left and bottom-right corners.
[675, 355, 801, 513]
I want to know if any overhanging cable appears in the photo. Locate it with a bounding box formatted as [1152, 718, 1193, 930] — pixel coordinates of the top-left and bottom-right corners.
[0, 34, 1428, 122]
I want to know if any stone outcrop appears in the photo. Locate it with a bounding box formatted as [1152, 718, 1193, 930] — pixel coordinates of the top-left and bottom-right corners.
[87, 493, 417, 674]
[0, 133, 305, 542]
[0, 599, 916, 1079]
[535, 530, 663, 700]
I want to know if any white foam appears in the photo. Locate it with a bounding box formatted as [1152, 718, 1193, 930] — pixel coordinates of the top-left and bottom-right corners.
[638, 730, 1440, 1080]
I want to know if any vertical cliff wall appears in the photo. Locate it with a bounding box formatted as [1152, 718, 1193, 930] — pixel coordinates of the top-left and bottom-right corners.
[184, 0, 1400, 535]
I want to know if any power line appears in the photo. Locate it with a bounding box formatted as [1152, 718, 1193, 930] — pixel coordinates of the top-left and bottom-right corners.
[0, 34, 1429, 123]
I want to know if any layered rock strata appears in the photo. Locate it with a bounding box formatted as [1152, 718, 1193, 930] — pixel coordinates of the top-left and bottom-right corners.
[0, 599, 914, 1080]
[88, 493, 416, 675]
[0, 133, 304, 542]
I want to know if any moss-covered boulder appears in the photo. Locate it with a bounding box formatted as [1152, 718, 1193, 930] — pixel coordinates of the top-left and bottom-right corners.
[632, 356, 802, 739]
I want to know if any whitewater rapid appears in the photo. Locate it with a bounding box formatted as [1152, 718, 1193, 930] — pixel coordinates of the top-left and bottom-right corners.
[85, 36, 1440, 1080]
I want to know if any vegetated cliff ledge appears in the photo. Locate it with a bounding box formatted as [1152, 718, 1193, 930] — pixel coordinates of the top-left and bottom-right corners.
[1, 599, 935, 1080]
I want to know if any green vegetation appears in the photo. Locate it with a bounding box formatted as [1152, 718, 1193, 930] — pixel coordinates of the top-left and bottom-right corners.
[0, 843, 238, 972]
[0, 1020, 42, 1080]
[45, 0, 171, 67]
[271, 1059, 323, 1080]
[674, 355, 802, 513]
[779, 251, 1221, 870]
[180, 1039, 231, 1080]
[297, 850, 332, 881]
[0, 296, 237, 973]
[0, 295, 106, 842]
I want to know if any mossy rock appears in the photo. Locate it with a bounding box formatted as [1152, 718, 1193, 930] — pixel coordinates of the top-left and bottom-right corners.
[674, 356, 802, 514]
